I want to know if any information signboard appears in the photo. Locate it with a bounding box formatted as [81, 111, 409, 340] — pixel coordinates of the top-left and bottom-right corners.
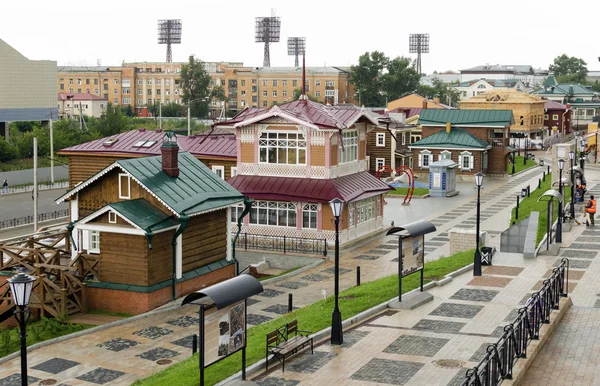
[203, 301, 246, 366]
[401, 235, 425, 278]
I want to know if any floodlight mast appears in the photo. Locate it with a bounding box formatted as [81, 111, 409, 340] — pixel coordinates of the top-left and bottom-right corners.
[255, 10, 281, 67]
[408, 33, 430, 75]
[158, 19, 182, 63]
[287, 37, 306, 67]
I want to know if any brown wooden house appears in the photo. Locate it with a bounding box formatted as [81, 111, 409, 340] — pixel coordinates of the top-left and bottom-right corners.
[55, 134, 244, 314]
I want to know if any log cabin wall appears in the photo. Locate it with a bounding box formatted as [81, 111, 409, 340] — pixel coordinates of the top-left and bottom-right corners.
[196, 158, 237, 179]
[66, 155, 125, 188]
[96, 232, 150, 286]
[182, 209, 227, 272]
[367, 127, 392, 176]
[146, 230, 174, 286]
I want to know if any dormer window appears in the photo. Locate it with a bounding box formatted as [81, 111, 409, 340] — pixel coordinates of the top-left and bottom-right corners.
[259, 132, 307, 164]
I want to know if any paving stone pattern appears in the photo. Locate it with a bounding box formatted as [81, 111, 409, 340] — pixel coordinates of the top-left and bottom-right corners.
[450, 288, 499, 302]
[0, 374, 40, 386]
[351, 358, 424, 385]
[257, 288, 286, 298]
[32, 358, 80, 374]
[97, 338, 140, 352]
[336, 329, 370, 348]
[300, 274, 329, 282]
[412, 319, 466, 333]
[554, 259, 591, 269]
[247, 314, 273, 325]
[256, 377, 300, 386]
[285, 351, 337, 373]
[354, 254, 380, 260]
[374, 244, 398, 250]
[171, 335, 195, 349]
[561, 249, 598, 259]
[166, 315, 199, 328]
[133, 326, 173, 340]
[246, 297, 261, 306]
[504, 309, 520, 322]
[383, 335, 450, 357]
[446, 368, 470, 386]
[262, 304, 298, 315]
[136, 347, 180, 361]
[575, 236, 600, 243]
[429, 303, 484, 319]
[76, 368, 125, 385]
[276, 281, 308, 290]
[469, 342, 496, 362]
[366, 249, 393, 255]
[491, 326, 507, 338]
[566, 243, 600, 250]
[322, 267, 352, 275]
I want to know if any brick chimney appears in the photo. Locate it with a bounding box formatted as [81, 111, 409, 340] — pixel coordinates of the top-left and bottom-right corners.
[422, 99, 428, 109]
[161, 131, 179, 177]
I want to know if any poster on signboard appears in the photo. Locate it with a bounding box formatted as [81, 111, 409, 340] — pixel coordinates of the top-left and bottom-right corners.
[203, 300, 246, 366]
[401, 235, 424, 277]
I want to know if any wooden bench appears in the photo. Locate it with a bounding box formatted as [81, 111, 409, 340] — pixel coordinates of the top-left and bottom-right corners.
[266, 319, 313, 372]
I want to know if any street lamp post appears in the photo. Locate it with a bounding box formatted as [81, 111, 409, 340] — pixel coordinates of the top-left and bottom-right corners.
[580, 143, 586, 172]
[557, 159, 565, 243]
[473, 172, 484, 276]
[523, 139, 528, 165]
[329, 197, 344, 345]
[8, 272, 36, 386]
[569, 151, 575, 219]
[187, 98, 209, 136]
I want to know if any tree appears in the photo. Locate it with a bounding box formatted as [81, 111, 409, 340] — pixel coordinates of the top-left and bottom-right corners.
[95, 103, 129, 136]
[180, 55, 212, 118]
[417, 78, 461, 108]
[292, 88, 320, 102]
[380, 56, 420, 102]
[161, 102, 184, 117]
[549, 54, 588, 83]
[349, 51, 388, 107]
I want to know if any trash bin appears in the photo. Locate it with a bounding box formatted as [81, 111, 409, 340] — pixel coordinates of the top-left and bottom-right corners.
[480, 247, 494, 265]
[540, 160, 545, 167]
[521, 188, 528, 198]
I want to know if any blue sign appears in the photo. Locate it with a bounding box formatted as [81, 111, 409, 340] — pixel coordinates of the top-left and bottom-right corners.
[429, 172, 432, 189]
[442, 173, 447, 190]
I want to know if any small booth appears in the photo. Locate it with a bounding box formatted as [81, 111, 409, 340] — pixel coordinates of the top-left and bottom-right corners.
[537, 190, 563, 253]
[182, 275, 264, 385]
[428, 159, 458, 197]
[386, 220, 436, 309]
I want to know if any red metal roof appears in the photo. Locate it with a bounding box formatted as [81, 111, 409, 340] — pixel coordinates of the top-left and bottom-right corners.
[390, 107, 423, 118]
[544, 100, 568, 111]
[228, 172, 392, 203]
[58, 128, 237, 159]
[58, 93, 107, 101]
[220, 100, 378, 130]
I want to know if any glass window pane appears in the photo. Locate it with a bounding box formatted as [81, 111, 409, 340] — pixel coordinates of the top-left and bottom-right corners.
[268, 149, 276, 163]
[250, 208, 257, 224]
[288, 148, 297, 164]
[310, 214, 317, 229]
[259, 208, 268, 224]
[303, 212, 310, 228]
[298, 149, 306, 164]
[278, 148, 287, 163]
[289, 210, 297, 227]
[278, 210, 287, 226]
[259, 148, 267, 162]
[268, 208, 277, 225]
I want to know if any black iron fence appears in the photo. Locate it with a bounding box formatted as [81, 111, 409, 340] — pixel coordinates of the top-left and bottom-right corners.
[234, 232, 327, 256]
[0, 209, 70, 230]
[462, 258, 569, 386]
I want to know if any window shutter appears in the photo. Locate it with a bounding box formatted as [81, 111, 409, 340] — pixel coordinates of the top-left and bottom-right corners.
[470, 155, 474, 169]
[438, 154, 442, 161]
[418, 153, 422, 167]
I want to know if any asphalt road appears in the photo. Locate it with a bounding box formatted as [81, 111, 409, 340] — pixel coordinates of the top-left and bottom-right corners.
[0, 189, 68, 221]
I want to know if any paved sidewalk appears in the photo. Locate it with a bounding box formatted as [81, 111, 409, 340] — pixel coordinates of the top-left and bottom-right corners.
[0, 167, 550, 385]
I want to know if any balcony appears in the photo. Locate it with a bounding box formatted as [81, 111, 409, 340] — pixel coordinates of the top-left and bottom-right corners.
[487, 137, 510, 148]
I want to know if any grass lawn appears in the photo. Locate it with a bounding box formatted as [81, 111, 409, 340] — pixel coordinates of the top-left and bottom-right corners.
[388, 187, 430, 196]
[510, 173, 572, 244]
[0, 317, 92, 357]
[509, 156, 537, 174]
[133, 249, 474, 386]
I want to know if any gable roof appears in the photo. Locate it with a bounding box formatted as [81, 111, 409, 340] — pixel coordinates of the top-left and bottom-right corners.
[418, 109, 514, 127]
[461, 90, 543, 103]
[544, 100, 568, 111]
[409, 128, 490, 149]
[56, 152, 243, 217]
[58, 93, 107, 101]
[108, 199, 180, 232]
[217, 100, 380, 130]
[533, 83, 595, 96]
[387, 94, 454, 110]
[457, 79, 523, 88]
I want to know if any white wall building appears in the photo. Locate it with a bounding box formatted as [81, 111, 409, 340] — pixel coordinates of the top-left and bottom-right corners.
[58, 93, 107, 118]
[455, 79, 527, 100]
[460, 65, 548, 88]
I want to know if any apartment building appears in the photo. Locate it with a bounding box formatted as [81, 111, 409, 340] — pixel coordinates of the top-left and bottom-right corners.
[57, 62, 355, 118]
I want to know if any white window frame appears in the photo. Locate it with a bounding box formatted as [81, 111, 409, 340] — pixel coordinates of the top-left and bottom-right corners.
[439, 150, 452, 161]
[418, 150, 432, 169]
[357, 198, 375, 224]
[339, 130, 359, 164]
[231, 167, 238, 177]
[302, 204, 318, 229]
[315, 80, 321, 86]
[376, 133, 386, 147]
[375, 158, 385, 171]
[212, 165, 225, 179]
[88, 230, 100, 254]
[348, 202, 355, 227]
[118, 173, 131, 199]
[459, 151, 474, 170]
[108, 211, 117, 224]
[259, 131, 307, 165]
[248, 201, 297, 227]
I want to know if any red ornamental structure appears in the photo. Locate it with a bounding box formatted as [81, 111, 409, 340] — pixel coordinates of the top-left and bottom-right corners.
[375, 166, 415, 205]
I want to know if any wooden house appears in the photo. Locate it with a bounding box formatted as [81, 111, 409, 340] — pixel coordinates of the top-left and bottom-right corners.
[366, 112, 405, 177]
[58, 128, 237, 189]
[410, 109, 515, 180]
[216, 99, 392, 245]
[55, 133, 244, 314]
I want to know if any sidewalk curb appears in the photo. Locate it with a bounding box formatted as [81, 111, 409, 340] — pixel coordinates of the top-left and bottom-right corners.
[385, 194, 430, 200]
[258, 259, 326, 286]
[216, 262, 475, 386]
[509, 165, 543, 178]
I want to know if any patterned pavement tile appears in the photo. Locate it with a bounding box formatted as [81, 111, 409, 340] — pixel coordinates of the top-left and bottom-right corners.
[560, 249, 598, 259]
[133, 326, 174, 340]
[336, 330, 370, 348]
[482, 266, 525, 276]
[566, 243, 600, 250]
[0, 374, 40, 386]
[553, 259, 591, 269]
[247, 314, 273, 325]
[491, 326, 507, 338]
[469, 342, 496, 362]
[504, 309, 520, 323]
[351, 358, 423, 385]
[276, 281, 308, 290]
[412, 319, 466, 334]
[429, 303, 484, 319]
[322, 267, 352, 275]
[575, 236, 600, 243]
[430, 237, 450, 242]
[374, 244, 399, 250]
[543, 269, 585, 280]
[366, 249, 392, 255]
[171, 335, 196, 349]
[594, 299, 600, 308]
[262, 304, 298, 315]
[256, 378, 300, 386]
[384, 335, 450, 357]
[76, 368, 125, 385]
[518, 293, 534, 305]
[354, 254, 380, 260]
[96, 338, 140, 352]
[467, 276, 512, 288]
[450, 288, 499, 302]
[286, 351, 336, 373]
[246, 297, 261, 306]
[32, 358, 80, 374]
[257, 288, 285, 298]
[166, 315, 199, 328]
[300, 274, 329, 282]
[136, 347, 180, 361]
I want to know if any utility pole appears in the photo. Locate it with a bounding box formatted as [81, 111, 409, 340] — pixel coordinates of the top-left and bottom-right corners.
[49, 112, 54, 184]
[33, 138, 39, 232]
[159, 100, 162, 131]
[79, 103, 83, 131]
[187, 105, 191, 136]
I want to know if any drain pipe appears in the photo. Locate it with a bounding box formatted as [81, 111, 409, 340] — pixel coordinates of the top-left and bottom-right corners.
[232, 197, 253, 275]
[66, 222, 77, 250]
[171, 215, 189, 299]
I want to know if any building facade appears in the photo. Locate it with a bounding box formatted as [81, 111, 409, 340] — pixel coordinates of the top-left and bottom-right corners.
[543, 99, 572, 136]
[217, 99, 391, 245]
[1, 39, 57, 139]
[387, 94, 452, 111]
[58, 93, 107, 118]
[454, 79, 527, 100]
[460, 64, 548, 88]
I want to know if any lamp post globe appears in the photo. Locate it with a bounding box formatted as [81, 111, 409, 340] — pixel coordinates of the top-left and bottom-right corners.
[8, 272, 36, 386]
[329, 197, 345, 345]
[473, 172, 484, 276]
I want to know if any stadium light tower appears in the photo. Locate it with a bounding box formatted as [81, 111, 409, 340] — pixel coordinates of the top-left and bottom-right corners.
[255, 10, 281, 67]
[409, 33, 430, 75]
[287, 37, 306, 67]
[158, 19, 182, 63]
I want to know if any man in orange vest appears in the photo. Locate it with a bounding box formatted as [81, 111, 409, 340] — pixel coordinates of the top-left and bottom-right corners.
[586, 195, 596, 226]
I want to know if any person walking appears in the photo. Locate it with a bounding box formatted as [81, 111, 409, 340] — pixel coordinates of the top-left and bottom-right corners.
[2, 179, 7, 193]
[585, 195, 596, 226]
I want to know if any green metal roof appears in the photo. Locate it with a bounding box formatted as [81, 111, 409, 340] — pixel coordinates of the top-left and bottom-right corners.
[116, 152, 244, 216]
[108, 199, 179, 232]
[533, 83, 595, 96]
[410, 128, 490, 149]
[418, 109, 514, 127]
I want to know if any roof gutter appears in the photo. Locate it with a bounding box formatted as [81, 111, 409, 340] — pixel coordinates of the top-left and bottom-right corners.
[171, 215, 189, 300]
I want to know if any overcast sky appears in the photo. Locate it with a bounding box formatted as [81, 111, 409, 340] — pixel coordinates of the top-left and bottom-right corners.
[3, 0, 599, 74]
